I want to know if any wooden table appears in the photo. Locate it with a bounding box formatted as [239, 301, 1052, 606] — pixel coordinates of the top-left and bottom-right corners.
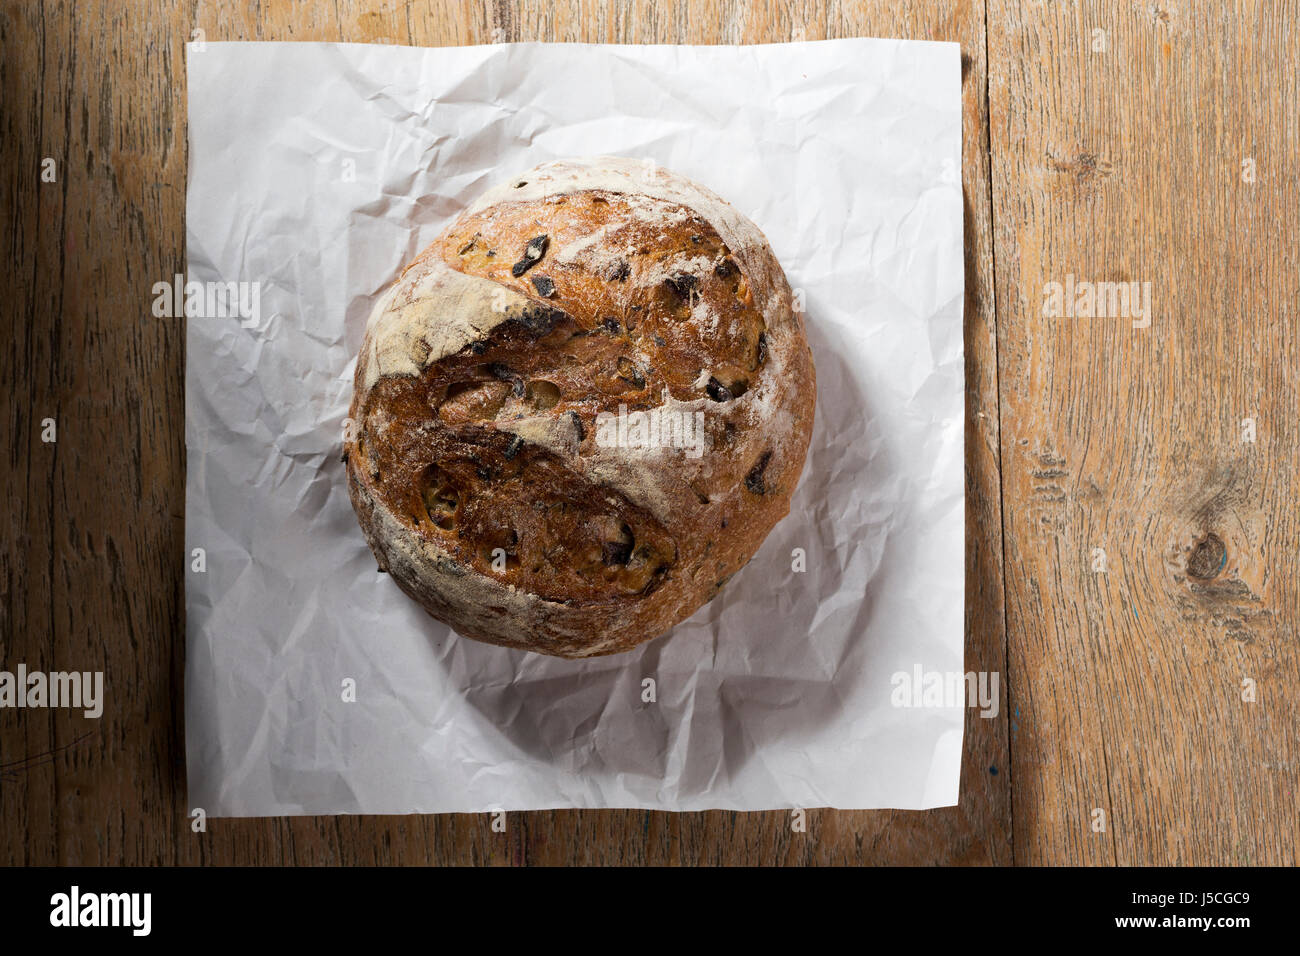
[2, 0, 1295, 866]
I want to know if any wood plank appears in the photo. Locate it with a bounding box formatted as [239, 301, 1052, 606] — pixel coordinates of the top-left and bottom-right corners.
[1, 0, 78, 867]
[986, 0, 1300, 864]
[2, 0, 1006, 865]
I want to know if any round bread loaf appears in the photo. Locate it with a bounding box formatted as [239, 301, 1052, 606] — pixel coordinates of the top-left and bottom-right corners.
[345, 157, 815, 657]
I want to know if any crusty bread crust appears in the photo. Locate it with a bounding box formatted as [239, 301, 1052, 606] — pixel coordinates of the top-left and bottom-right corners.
[345, 157, 815, 657]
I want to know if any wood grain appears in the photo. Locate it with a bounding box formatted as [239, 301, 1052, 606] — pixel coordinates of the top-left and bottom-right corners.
[987, 0, 1300, 864]
[7, 0, 1000, 865]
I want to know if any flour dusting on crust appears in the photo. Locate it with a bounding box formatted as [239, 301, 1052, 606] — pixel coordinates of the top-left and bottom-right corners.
[465, 156, 783, 309]
[360, 257, 541, 392]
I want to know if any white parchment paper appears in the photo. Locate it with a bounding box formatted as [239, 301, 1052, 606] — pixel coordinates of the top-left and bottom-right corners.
[184, 38, 965, 815]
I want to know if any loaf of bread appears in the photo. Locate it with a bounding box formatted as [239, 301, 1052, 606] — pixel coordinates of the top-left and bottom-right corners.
[345, 157, 815, 657]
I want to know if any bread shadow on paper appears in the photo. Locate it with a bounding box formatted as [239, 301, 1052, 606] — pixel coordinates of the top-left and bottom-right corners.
[428, 315, 900, 786]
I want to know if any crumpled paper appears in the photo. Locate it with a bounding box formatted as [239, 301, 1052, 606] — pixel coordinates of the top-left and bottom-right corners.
[184, 38, 964, 815]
